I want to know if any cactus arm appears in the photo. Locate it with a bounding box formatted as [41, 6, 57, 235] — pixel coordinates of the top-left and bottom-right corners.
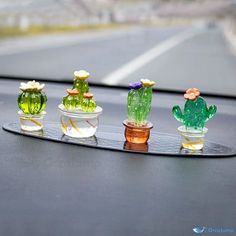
[206, 105, 217, 121]
[172, 105, 184, 123]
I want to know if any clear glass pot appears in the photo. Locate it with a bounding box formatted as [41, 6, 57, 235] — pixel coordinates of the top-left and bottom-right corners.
[178, 126, 208, 150]
[58, 104, 102, 138]
[18, 111, 46, 131]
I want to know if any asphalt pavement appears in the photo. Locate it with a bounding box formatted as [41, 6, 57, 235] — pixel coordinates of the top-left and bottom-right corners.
[0, 24, 235, 96]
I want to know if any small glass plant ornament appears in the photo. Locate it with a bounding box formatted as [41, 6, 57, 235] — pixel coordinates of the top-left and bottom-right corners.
[62, 89, 80, 110]
[124, 79, 155, 144]
[82, 93, 97, 112]
[127, 79, 155, 126]
[59, 70, 102, 138]
[17, 80, 47, 131]
[172, 88, 217, 150]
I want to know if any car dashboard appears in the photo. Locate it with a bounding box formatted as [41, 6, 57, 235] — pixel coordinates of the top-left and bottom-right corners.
[0, 78, 235, 236]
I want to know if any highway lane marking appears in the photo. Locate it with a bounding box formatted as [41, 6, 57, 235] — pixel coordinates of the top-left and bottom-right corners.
[102, 28, 203, 85]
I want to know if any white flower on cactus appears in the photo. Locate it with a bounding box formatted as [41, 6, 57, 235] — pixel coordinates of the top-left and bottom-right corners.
[74, 70, 90, 80]
[20, 80, 45, 91]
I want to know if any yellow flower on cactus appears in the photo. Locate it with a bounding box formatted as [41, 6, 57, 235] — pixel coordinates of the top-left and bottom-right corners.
[140, 79, 155, 87]
[74, 70, 90, 80]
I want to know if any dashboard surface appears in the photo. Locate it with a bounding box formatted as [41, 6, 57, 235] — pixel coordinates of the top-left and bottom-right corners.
[0, 79, 236, 236]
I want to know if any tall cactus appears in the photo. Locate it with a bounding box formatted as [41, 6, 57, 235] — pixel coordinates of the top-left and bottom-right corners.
[127, 79, 155, 126]
[172, 88, 217, 130]
[72, 70, 90, 105]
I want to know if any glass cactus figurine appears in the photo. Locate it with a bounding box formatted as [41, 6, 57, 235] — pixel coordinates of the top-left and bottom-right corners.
[127, 79, 155, 126]
[18, 80, 47, 131]
[124, 79, 155, 144]
[172, 88, 217, 130]
[62, 89, 80, 110]
[172, 88, 217, 150]
[58, 70, 103, 138]
[82, 93, 97, 112]
[18, 80, 47, 115]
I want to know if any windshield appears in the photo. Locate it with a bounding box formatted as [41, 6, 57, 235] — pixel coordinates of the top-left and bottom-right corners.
[0, 0, 236, 97]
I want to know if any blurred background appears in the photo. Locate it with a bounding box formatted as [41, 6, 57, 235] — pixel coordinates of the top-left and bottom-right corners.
[0, 0, 236, 96]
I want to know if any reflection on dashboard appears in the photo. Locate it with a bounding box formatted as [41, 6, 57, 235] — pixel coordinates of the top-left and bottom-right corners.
[61, 134, 98, 146]
[123, 141, 149, 152]
[3, 122, 235, 158]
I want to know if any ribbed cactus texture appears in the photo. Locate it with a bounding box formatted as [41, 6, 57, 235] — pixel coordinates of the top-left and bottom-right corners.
[128, 86, 153, 126]
[73, 79, 89, 93]
[18, 91, 47, 115]
[63, 94, 80, 110]
[82, 98, 97, 112]
[73, 80, 89, 105]
[172, 96, 217, 130]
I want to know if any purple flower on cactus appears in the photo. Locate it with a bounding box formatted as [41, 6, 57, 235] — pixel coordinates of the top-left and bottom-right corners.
[129, 82, 142, 90]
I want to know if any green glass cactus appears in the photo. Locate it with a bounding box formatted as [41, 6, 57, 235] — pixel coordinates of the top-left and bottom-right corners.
[127, 79, 155, 126]
[172, 88, 217, 130]
[63, 89, 80, 110]
[18, 80, 47, 115]
[82, 93, 97, 112]
[127, 84, 141, 123]
[72, 70, 89, 104]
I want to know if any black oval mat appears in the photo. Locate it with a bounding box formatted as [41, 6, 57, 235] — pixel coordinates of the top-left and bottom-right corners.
[2, 122, 236, 157]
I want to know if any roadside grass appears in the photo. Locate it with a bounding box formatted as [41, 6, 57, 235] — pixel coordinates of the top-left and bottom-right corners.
[0, 23, 127, 39]
[0, 18, 195, 40]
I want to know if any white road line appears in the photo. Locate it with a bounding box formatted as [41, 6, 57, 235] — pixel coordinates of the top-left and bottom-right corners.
[102, 28, 203, 85]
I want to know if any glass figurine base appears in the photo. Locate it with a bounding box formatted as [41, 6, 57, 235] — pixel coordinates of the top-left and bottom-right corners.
[178, 126, 208, 150]
[2, 122, 236, 158]
[58, 104, 102, 138]
[123, 119, 153, 144]
[18, 111, 46, 131]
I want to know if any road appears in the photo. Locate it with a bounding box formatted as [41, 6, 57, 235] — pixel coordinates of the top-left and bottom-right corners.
[0, 24, 236, 236]
[0, 24, 236, 96]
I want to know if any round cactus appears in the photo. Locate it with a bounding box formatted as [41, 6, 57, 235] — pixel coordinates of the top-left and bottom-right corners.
[82, 93, 97, 112]
[18, 81, 47, 115]
[63, 89, 80, 110]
